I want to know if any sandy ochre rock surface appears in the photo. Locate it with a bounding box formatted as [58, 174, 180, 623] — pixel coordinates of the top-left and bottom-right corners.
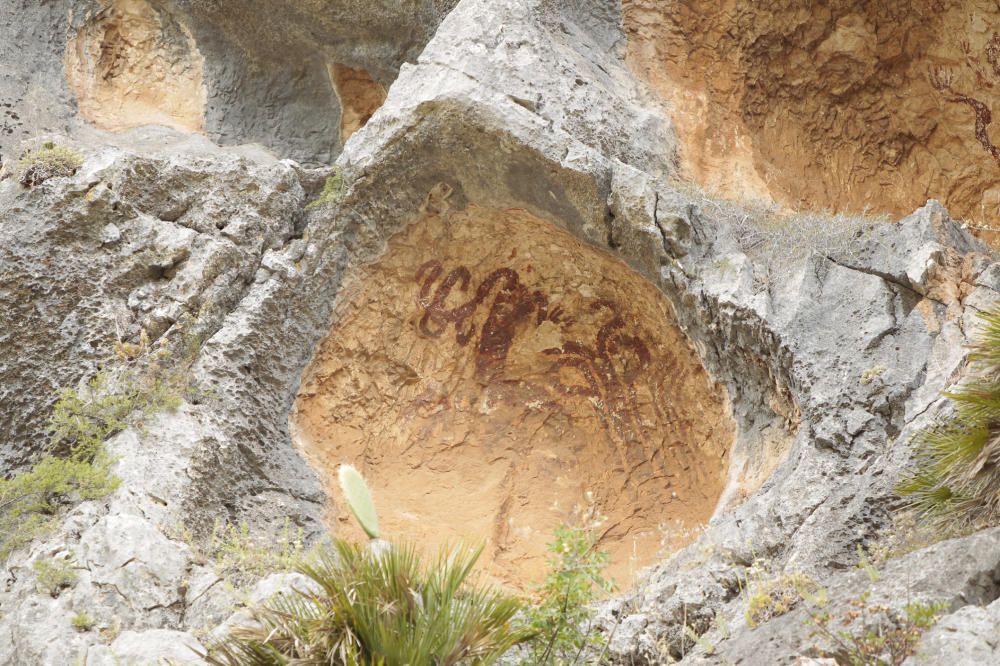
[4, 1, 1000, 665]
[293, 203, 732, 588]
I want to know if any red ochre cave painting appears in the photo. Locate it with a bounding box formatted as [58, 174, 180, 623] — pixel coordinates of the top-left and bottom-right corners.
[931, 32, 1000, 169]
[415, 259, 669, 483]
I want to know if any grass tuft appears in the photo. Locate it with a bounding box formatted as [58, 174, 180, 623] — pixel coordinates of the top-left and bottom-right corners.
[14, 142, 83, 187]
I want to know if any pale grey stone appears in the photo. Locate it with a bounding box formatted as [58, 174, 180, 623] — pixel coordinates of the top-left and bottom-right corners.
[86, 629, 206, 666]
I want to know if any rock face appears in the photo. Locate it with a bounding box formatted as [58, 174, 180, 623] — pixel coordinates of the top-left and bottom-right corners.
[624, 0, 1000, 236]
[64, 0, 207, 134]
[293, 203, 733, 587]
[1, 0, 455, 165]
[3, 0, 1000, 664]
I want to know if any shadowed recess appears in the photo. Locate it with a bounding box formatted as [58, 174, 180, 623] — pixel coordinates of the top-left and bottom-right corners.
[292, 204, 734, 589]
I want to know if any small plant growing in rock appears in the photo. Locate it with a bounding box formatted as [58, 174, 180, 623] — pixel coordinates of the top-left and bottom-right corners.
[898, 306, 1000, 529]
[523, 524, 616, 665]
[0, 453, 119, 560]
[49, 329, 194, 459]
[71, 612, 95, 632]
[859, 366, 887, 386]
[742, 566, 821, 628]
[206, 466, 532, 665]
[305, 169, 345, 210]
[805, 592, 946, 666]
[1, 331, 196, 561]
[202, 519, 304, 588]
[33, 555, 78, 597]
[14, 142, 83, 187]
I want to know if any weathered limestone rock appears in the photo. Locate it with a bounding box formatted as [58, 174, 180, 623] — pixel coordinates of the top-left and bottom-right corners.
[623, 0, 1000, 236]
[0, 0, 456, 165]
[694, 528, 1000, 665]
[904, 596, 1000, 665]
[3, 0, 1000, 663]
[0, 129, 313, 470]
[86, 629, 206, 665]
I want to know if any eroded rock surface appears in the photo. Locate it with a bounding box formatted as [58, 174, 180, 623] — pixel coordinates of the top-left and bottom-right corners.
[3, 0, 1000, 664]
[624, 0, 1000, 235]
[65, 0, 206, 134]
[294, 204, 732, 587]
[0, 0, 455, 165]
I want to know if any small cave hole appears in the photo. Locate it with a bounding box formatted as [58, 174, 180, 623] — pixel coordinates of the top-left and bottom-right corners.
[329, 63, 387, 146]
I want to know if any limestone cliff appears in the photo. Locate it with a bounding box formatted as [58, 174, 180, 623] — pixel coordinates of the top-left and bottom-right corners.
[2, 1, 1000, 665]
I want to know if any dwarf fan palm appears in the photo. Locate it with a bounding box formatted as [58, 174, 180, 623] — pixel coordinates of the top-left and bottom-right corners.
[898, 307, 1000, 528]
[206, 539, 533, 666]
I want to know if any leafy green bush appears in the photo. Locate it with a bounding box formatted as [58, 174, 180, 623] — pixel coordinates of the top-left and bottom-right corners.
[206, 540, 532, 666]
[49, 331, 190, 459]
[898, 307, 1000, 529]
[523, 524, 615, 665]
[1, 331, 193, 560]
[33, 556, 78, 597]
[0, 453, 119, 560]
[14, 142, 83, 187]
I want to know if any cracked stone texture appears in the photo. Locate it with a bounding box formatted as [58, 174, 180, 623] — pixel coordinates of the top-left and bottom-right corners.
[0, 0, 456, 166]
[2, 0, 1000, 663]
[0, 128, 317, 471]
[623, 0, 1000, 241]
[671, 527, 1000, 665]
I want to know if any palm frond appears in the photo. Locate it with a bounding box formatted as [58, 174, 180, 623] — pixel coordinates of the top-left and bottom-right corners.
[205, 538, 531, 666]
[899, 305, 1000, 529]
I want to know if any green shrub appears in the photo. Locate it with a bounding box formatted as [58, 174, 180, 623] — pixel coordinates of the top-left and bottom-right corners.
[71, 612, 95, 632]
[205, 540, 532, 666]
[305, 169, 345, 210]
[0, 454, 119, 560]
[523, 524, 616, 665]
[1, 331, 193, 561]
[898, 306, 1000, 529]
[49, 331, 190, 459]
[33, 556, 78, 597]
[14, 142, 83, 187]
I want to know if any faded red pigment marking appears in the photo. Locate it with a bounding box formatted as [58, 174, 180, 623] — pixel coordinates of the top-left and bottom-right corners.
[415, 261, 669, 483]
[932, 34, 1000, 170]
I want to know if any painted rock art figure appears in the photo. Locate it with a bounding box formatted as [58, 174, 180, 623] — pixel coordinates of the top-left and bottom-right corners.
[415, 260, 560, 379]
[931, 34, 1000, 170]
[295, 205, 733, 587]
[543, 299, 660, 479]
[415, 262, 663, 481]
